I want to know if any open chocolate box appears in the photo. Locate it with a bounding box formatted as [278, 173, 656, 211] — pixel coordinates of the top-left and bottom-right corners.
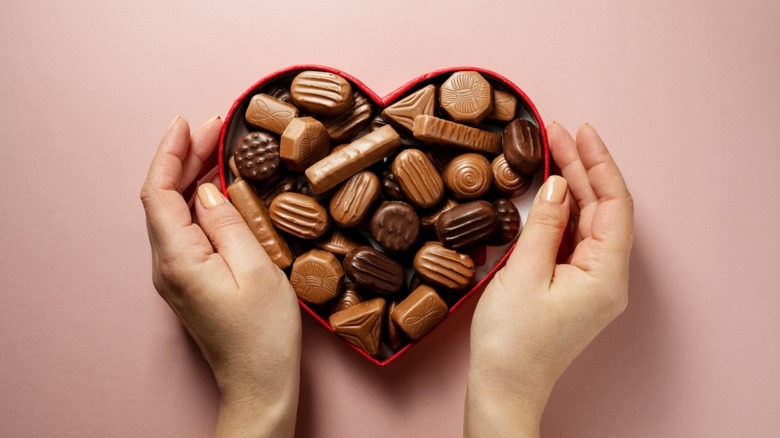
[218, 65, 549, 366]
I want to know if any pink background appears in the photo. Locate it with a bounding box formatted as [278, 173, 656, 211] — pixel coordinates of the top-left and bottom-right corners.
[1, 0, 778, 436]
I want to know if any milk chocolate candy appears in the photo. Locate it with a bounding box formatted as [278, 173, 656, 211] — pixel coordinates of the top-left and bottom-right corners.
[255, 174, 297, 207]
[329, 297, 386, 356]
[439, 71, 492, 124]
[381, 84, 436, 132]
[280, 117, 330, 172]
[489, 198, 521, 246]
[245, 93, 299, 135]
[503, 118, 543, 175]
[343, 247, 404, 295]
[228, 156, 240, 179]
[331, 283, 363, 313]
[314, 228, 369, 257]
[268, 192, 330, 239]
[420, 198, 459, 229]
[370, 201, 421, 254]
[413, 242, 475, 290]
[305, 125, 402, 194]
[290, 70, 353, 116]
[370, 115, 420, 148]
[385, 299, 405, 351]
[443, 153, 493, 200]
[392, 149, 444, 208]
[390, 285, 448, 341]
[233, 131, 281, 183]
[380, 165, 405, 201]
[226, 179, 293, 269]
[329, 171, 381, 227]
[321, 91, 373, 143]
[491, 154, 533, 197]
[290, 249, 344, 304]
[435, 200, 498, 250]
[485, 89, 517, 123]
[413, 115, 502, 154]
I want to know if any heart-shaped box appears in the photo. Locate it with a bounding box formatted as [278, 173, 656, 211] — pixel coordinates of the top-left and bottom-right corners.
[218, 65, 550, 366]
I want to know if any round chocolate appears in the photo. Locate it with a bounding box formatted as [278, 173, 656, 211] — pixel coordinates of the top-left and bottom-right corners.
[370, 201, 421, 254]
[489, 198, 521, 246]
[233, 131, 281, 183]
[443, 153, 492, 200]
[491, 153, 533, 197]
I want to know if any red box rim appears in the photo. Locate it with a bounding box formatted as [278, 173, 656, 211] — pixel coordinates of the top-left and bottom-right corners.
[218, 64, 550, 366]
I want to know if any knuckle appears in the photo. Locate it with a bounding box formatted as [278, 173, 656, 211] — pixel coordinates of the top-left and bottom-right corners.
[208, 209, 247, 231]
[139, 184, 156, 207]
[531, 209, 566, 231]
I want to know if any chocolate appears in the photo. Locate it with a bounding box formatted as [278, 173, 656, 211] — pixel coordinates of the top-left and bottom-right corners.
[280, 117, 330, 172]
[503, 118, 543, 175]
[413, 242, 475, 290]
[370, 201, 420, 254]
[329, 171, 381, 227]
[291, 70, 353, 116]
[391, 149, 444, 208]
[305, 125, 402, 194]
[381, 84, 436, 132]
[408, 272, 423, 292]
[314, 228, 369, 256]
[380, 165, 405, 201]
[343, 247, 404, 295]
[420, 198, 459, 229]
[233, 131, 281, 183]
[268, 192, 330, 239]
[370, 115, 421, 147]
[226, 179, 293, 269]
[491, 153, 533, 197]
[228, 155, 240, 179]
[413, 115, 502, 154]
[385, 299, 405, 351]
[329, 297, 386, 356]
[390, 285, 448, 341]
[255, 174, 297, 207]
[489, 198, 521, 246]
[321, 91, 373, 143]
[290, 249, 344, 304]
[244, 93, 299, 135]
[439, 71, 492, 124]
[435, 200, 498, 250]
[297, 179, 332, 204]
[443, 153, 493, 200]
[331, 283, 363, 313]
[266, 85, 292, 104]
[485, 89, 517, 123]
[426, 147, 456, 172]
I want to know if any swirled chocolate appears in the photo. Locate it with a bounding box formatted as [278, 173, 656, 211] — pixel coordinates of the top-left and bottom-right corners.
[443, 153, 492, 199]
[491, 153, 533, 197]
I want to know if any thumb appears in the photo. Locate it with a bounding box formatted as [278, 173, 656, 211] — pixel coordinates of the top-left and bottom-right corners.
[502, 176, 570, 286]
[194, 182, 276, 283]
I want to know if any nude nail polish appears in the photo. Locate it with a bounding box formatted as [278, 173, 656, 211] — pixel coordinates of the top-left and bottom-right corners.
[197, 183, 225, 208]
[167, 115, 181, 131]
[542, 176, 567, 203]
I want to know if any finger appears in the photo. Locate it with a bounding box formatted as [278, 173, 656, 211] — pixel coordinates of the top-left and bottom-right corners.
[548, 122, 597, 210]
[179, 116, 222, 193]
[194, 183, 277, 282]
[503, 176, 571, 286]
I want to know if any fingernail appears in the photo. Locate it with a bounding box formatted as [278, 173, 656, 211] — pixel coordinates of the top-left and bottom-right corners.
[199, 115, 221, 129]
[167, 115, 181, 131]
[541, 175, 567, 203]
[197, 183, 225, 208]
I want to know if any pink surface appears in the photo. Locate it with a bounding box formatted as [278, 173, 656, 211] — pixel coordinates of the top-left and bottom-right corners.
[1, 1, 778, 437]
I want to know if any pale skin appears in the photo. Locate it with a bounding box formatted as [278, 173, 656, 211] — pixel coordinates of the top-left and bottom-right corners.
[141, 117, 633, 437]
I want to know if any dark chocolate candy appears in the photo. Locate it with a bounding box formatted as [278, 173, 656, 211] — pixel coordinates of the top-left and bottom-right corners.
[233, 132, 281, 183]
[489, 198, 521, 246]
[503, 118, 543, 175]
[321, 91, 373, 143]
[266, 85, 292, 103]
[370, 201, 420, 254]
[343, 247, 404, 295]
[314, 228, 369, 257]
[435, 200, 498, 250]
[380, 165, 405, 201]
[254, 174, 297, 207]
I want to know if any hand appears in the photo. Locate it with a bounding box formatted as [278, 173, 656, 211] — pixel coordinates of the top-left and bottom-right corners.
[465, 123, 634, 437]
[140, 116, 302, 438]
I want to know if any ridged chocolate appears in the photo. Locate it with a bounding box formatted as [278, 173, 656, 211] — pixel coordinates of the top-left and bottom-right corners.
[390, 285, 448, 341]
[329, 298, 386, 356]
[255, 174, 296, 207]
[343, 247, 404, 295]
[413, 242, 475, 291]
[381, 84, 436, 132]
[491, 153, 533, 197]
[329, 171, 381, 227]
[420, 198, 459, 229]
[280, 117, 330, 172]
[413, 115, 502, 154]
[268, 192, 330, 239]
[233, 131, 281, 183]
[503, 118, 543, 175]
[226, 179, 293, 269]
[489, 198, 521, 246]
[290, 249, 344, 304]
[244, 93, 299, 135]
[380, 165, 405, 201]
[266, 85, 292, 103]
[321, 91, 373, 143]
[439, 71, 492, 124]
[370, 201, 420, 254]
[391, 149, 444, 208]
[435, 200, 498, 250]
[443, 153, 493, 199]
[314, 228, 369, 256]
[290, 70, 353, 116]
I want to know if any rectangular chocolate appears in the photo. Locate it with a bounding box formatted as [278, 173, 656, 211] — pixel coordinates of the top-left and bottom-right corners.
[305, 125, 402, 194]
[412, 115, 502, 154]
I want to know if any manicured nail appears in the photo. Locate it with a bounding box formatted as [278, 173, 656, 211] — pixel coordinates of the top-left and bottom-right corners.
[199, 115, 221, 129]
[167, 115, 181, 131]
[197, 183, 225, 208]
[541, 175, 567, 203]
